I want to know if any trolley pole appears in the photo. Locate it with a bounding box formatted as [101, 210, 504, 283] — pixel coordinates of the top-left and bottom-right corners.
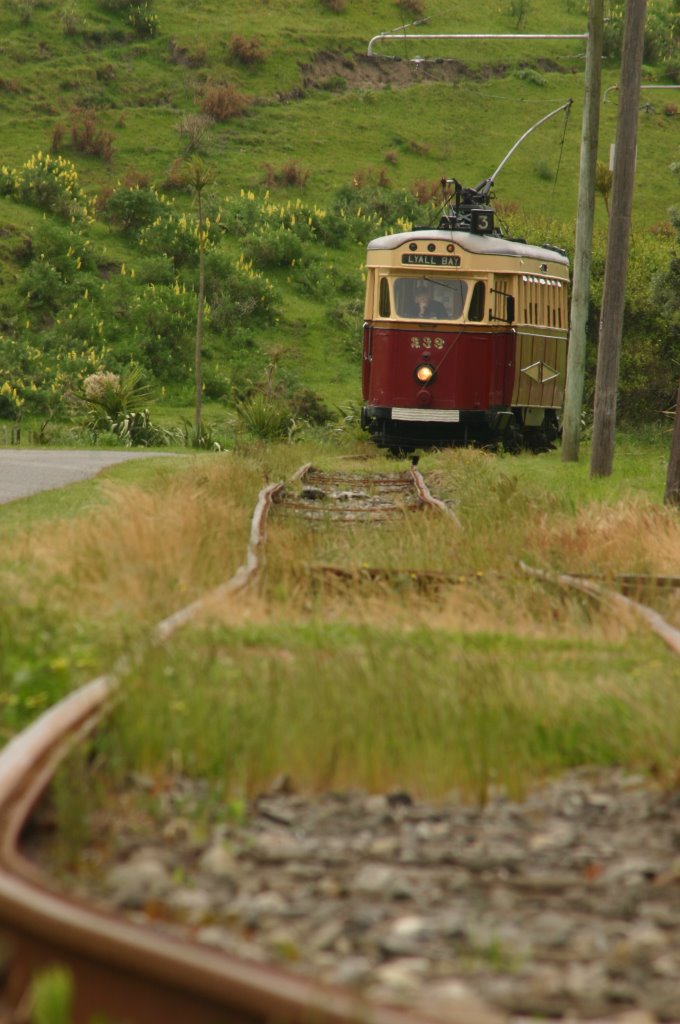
[590, 0, 648, 478]
[561, 0, 604, 463]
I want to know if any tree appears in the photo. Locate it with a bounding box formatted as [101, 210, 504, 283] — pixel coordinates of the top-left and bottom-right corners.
[184, 157, 215, 433]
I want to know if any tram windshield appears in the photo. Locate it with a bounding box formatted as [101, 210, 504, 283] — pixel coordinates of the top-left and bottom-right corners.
[393, 276, 468, 321]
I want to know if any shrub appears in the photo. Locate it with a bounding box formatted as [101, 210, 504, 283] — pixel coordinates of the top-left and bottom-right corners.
[332, 182, 427, 238]
[0, 381, 24, 420]
[83, 366, 151, 425]
[180, 418, 224, 450]
[0, 165, 17, 198]
[410, 178, 440, 204]
[128, 2, 158, 37]
[112, 409, 174, 446]
[70, 108, 114, 162]
[8, 0, 37, 24]
[102, 184, 166, 233]
[514, 67, 546, 87]
[127, 281, 197, 380]
[99, 0, 134, 11]
[204, 251, 279, 330]
[162, 158, 188, 191]
[168, 39, 207, 68]
[14, 152, 92, 220]
[236, 393, 297, 441]
[0, 333, 108, 419]
[535, 160, 553, 182]
[242, 227, 305, 268]
[83, 369, 175, 447]
[135, 254, 176, 284]
[395, 0, 425, 16]
[50, 122, 65, 153]
[175, 114, 212, 155]
[602, 1, 680, 66]
[289, 389, 334, 426]
[60, 5, 84, 34]
[318, 75, 348, 92]
[17, 221, 98, 315]
[262, 161, 310, 188]
[200, 84, 250, 121]
[229, 34, 267, 65]
[138, 208, 220, 267]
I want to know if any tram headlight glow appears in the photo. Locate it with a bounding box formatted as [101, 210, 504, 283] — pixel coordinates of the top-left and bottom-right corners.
[415, 363, 435, 385]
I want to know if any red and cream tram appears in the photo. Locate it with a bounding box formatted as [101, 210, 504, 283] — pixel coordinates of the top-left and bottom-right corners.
[360, 188, 570, 453]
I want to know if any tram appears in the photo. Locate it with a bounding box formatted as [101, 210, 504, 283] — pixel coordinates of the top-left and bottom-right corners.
[360, 109, 572, 453]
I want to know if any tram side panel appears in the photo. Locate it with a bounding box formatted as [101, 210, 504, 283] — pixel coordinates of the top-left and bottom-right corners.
[511, 331, 567, 411]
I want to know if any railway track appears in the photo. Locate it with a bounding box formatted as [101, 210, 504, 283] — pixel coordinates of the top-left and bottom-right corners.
[0, 463, 457, 1024]
[273, 463, 460, 525]
[3, 460, 680, 1023]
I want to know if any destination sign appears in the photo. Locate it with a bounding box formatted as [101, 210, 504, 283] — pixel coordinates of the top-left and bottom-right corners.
[401, 253, 461, 267]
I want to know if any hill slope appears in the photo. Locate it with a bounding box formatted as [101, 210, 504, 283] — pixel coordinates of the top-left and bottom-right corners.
[0, 0, 678, 437]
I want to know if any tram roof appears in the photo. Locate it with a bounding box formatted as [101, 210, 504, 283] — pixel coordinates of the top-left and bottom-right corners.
[367, 229, 569, 267]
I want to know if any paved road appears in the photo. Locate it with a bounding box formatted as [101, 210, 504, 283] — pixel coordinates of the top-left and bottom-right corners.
[0, 449, 176, 505]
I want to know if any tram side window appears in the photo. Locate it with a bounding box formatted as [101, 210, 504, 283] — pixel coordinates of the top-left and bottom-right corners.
[379, 277, 391, 317]
[393, 277, 468, 320]
[468, 280, 485, 322]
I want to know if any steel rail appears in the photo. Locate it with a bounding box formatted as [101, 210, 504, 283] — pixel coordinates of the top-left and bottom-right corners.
[155, 480, 284, 641]
[519, 561, 680, 658]
[409, 466, 460, 525]
[0, 473, 444, 1024]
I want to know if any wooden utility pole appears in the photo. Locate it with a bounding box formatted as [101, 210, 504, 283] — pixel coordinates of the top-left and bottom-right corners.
[184, 158, 214, 436]
[561, 0, 604, 462]
[665, 378, 680, 504]
[590, 0, 647, 478]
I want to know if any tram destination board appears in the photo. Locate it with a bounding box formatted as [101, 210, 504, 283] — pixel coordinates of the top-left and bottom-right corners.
[401, 254, 461, 267]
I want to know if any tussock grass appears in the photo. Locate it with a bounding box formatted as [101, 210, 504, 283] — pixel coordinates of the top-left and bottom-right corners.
[5, 457, 264, 628]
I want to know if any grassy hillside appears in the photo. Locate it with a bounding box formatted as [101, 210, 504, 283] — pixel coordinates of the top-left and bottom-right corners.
[0, 0, 678, 441]
[1, 0, 677, 222]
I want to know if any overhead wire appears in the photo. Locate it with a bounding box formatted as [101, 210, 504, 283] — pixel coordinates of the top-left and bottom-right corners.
[551, 100, 573, 212]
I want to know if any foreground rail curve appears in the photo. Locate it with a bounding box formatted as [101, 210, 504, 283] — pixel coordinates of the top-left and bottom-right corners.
[0, 464, 456, 1024]
[4, 462, 680, 1023]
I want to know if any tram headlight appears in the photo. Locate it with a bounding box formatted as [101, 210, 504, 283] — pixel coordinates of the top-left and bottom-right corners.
[415, 363, 435, 385]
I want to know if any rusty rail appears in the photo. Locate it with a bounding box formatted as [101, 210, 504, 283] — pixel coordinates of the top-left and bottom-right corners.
[274, 464, 458, 524]
[520, 561, 680, 658]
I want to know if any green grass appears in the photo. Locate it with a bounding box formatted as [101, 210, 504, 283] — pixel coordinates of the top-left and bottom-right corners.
[0, 0, 677, 435]
[4, 435, 680, 813]
[99, 620, 680, 805]
[0, 0, 675, 224]
[0, 453, 187, 534]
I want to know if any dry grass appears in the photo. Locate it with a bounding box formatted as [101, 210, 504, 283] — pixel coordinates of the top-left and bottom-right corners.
[9, 444, 680, 810]
[3, 459, 262, 631]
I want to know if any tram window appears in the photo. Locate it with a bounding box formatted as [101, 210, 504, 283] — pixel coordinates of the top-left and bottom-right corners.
[379, 277, 391, 317]
[468, 281, 485, 322]
[393, 276, 468, 320]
